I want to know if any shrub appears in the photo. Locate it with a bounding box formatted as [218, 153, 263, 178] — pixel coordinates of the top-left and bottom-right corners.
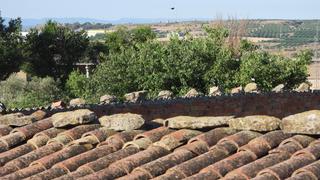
[65, 70, 91, 99]
[236, 50, 312, 91]
[0, 75, 63, 108]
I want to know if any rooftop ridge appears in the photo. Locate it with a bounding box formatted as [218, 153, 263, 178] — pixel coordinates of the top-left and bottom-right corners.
[4, 91, 320, 119]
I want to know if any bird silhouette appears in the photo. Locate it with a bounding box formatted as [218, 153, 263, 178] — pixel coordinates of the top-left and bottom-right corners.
[171, 7, 175, 10]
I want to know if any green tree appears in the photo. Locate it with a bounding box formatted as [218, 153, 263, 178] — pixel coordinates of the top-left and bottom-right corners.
[81, 41, 109, 63]
[105, 26, 156, 54]
[23, 20, 89, 81]
[130, 26, 156, 43]
[0, 16, 23, 80]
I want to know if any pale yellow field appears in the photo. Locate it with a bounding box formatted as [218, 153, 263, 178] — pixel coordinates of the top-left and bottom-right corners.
[86, 29, 114, 37]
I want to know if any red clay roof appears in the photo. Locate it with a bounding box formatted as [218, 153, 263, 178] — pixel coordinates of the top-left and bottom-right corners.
[0, 112, 320, 180]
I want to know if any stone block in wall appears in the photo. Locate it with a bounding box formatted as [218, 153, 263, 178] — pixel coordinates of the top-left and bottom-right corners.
[52, 109, 97, 128]
[99, 113, 145, 131]
[164, 116, 233, 129]
[229, 115, 281, 132]
[282, 110, 320, 134]
[124, 91, 148, 103]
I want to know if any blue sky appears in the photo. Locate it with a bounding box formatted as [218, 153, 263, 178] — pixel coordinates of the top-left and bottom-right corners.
[1, 0, 320, 20]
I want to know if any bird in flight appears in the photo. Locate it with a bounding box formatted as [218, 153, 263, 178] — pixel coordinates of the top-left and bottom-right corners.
[171, 7, 175, 10]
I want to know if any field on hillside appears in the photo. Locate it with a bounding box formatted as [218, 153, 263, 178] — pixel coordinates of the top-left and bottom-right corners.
[246, 20, 320, 48]
[87, 20, 320, 58]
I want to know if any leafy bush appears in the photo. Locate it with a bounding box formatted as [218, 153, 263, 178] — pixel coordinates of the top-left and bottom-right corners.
[236, 50, 312, 91]
[65, 70, 91, 99]
[0, 75, 63, 108]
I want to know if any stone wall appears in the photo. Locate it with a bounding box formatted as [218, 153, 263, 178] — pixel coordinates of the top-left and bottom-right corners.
[9, 91, 320, 120]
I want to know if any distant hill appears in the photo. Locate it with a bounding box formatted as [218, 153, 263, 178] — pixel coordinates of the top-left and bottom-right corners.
[3, 17, 211, 30]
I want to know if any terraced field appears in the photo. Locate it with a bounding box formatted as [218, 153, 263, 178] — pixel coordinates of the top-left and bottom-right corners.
[247, 20, 320, 48]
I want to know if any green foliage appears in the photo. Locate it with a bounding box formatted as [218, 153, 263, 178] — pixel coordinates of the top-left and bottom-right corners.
[130, 26, 157, 43]
[81, 41, 109, 63]
[105, 26, 156, 53]
[23, 20, 89, 81]
[0, 75, 63, 108]
[85, 26, 312, 99]
[91, 47, 139, 97]
[65, 70, 90, 99]
[0, 16, 23, 80]
[236, 50, 312, 91]
[89, 27, 227, 98]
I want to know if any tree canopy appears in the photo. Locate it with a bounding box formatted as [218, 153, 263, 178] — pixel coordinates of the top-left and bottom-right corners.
[23, 20, 89, 81]
[0, 17, 23, 80]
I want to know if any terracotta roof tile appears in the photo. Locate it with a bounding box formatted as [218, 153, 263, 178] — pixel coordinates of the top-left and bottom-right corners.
[251, 173, 279, 180]
[153, 169, 186, 180]
[188, 127, 238, 147]
[155, 131, 258, 179]
[0, 140, 8, 152]
[125, 141, 208, 179]
[293, 140, 320, 159]
[53, 145, 115, 172]
[27, 166, 68, 180]
[0, 125, 12, 137]
[153, 129, 201, 151]
[31, 144, 92, 170]
[97, 130, 144, 150]
[271, 135, 315, 153]
[217, 131, 262, 149]
[56, 124, 101, 142]
[224, 152, 290, 179]
[81, 127, 116, 144]
[116, 169, 151, 180]
[286, 172, 316, 180]
[289, 160, 320, 179]
[6, 143, 63, 170]
[60, 146, 139, 179]
[0, 132, 26, 152]
[124, 127, 173, 150]
[11, 118, 53, 139]
[238, 131, 292, 158]
[160, 146, 228, 179]
[47, 125, 101, 146]
[184, 170, 221, 180]
[55, 130, 144, 180]
[2, 164, 46, 179]
[121, 150, 194, 179]
[256, 154, 315, 179]
[134, 126, 173, 142]
[0, 143, 35, 167]
[2, 105, 320, 180]
[0, 164, 19, 177]
[27, 128, 65, 149]
[199, 151, 257, 179]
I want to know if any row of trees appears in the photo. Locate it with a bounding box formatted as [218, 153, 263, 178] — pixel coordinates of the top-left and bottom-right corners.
[64, 22, 113, 30]
[0, 16, 313, 108]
